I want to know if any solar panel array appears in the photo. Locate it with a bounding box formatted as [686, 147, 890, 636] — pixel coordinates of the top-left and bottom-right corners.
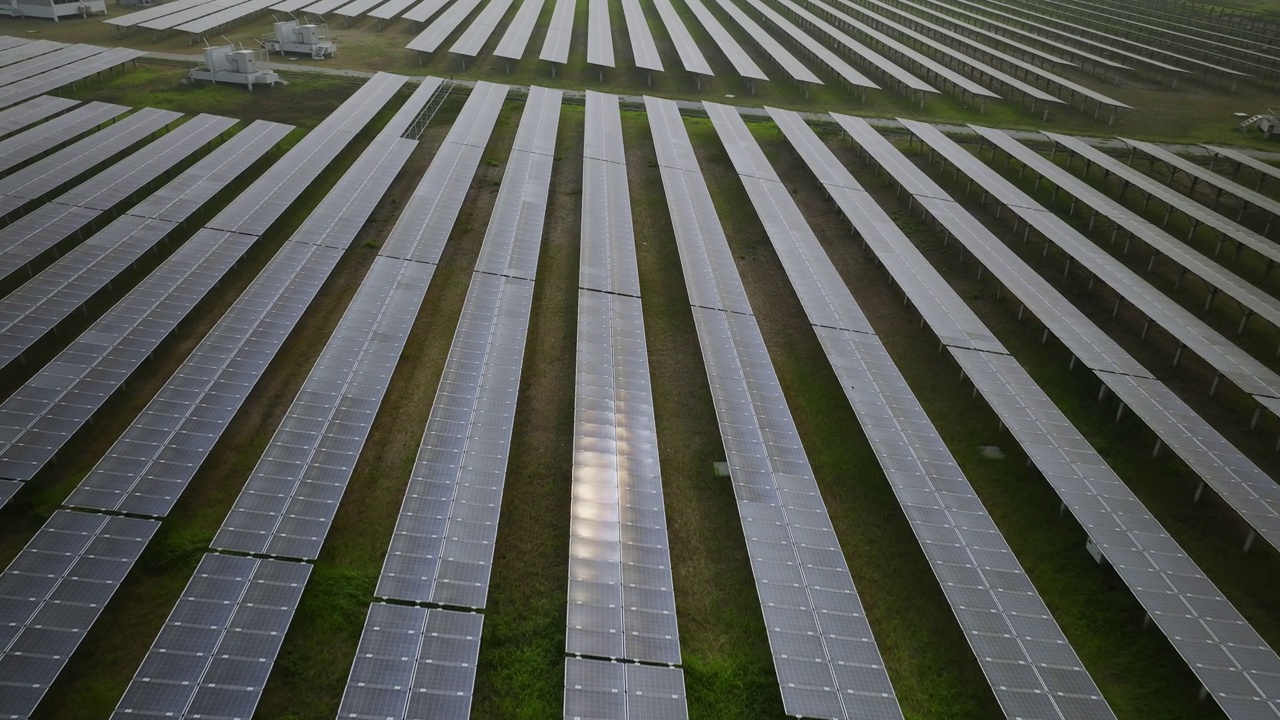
[67, 80, 442, 520]
[649, 0, 712, 75]
[0, 511, 158, 720]
[708, 0, 822, 84]
[901, 119, 1280, 416]
[646, 95, 901, 720]
[804, 0, 998, 102]
[720, 101, 1116, 720]
[587, 0, 615, 67]
[407, 0, 485, 53]
[109, 554, 311, 720]
[564, 657, 689, 720]
[335, 604, 484, 720]
[937, 125, 1280, 555]
[377, 84, 557, 608]
[491, 0, 546, 59]
[680, 0, 767, 81]
[0, 113, 238, 286]
[740, 0, 878, 89]
[1123, 138, 1280, 228]
[538, 0, 575, 63]
[620, 0, 663, 72]
[0, 95, 78, 138]
[1043, 132, 1280, 278]
[566, 92, 683, 677]
[0, 101, 127, 175]
[450, 0, 515, 56]
[973, 127, 1280, 334]
[0, 47, 144, 112]
[0, 75, 404, 502]
[774, 0, 937, 94]
[1203, 145, 1280, 189]
[840, 116, 1280, 720]
[0, 44, 104, 87]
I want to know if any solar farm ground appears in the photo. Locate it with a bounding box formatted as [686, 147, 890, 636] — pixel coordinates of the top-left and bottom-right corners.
[1, 2, 1280, 718]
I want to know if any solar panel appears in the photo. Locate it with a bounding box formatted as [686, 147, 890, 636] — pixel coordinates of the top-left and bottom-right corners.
[56, 113, 239, 213]
[619, 0, 663, 72]
[738, 0, 878, 88]
[564, 658, 688, 720]
[1123, 138, 1280, 226]
[450, 0, 515, 56]
[336, 0, 391, 17]
[707, 0, 821, 84]
[174, 0, 278, 35]
[972, 126, 1280, 343]
[645, 96, 902, 720]
[493, 0, 548, 60]
[567, 93, 681, 668]
[0, 95, 78, 138]
[402, 0, 453, 23]
[805, 0, 999, 100]
[0, 77, 397, 496]
[538, 0, 575, 63]
[1044, 132, 1280, 272]
[110, 554, 311, 720]
[587, 0, 615, 67]
[0, 214, 178, 370]
[139, 0, 252, 30]
[335, 604, 483, 720]
[107, 0, 208, 26]
[0, 510, 158, 719]
[407, 0, 484, 53]
[216, 84, 512, 562]
[65, 135, 420, 520]
[0, 48, 145, 112]
[0, 204, 107, 288]
[0, 44, 106, 89]
[0, 107, 181, 218]
[0, 102, 127, 175]
[376, 87, 557, 608]
[1203, 145, 1280, 188]
[757, 106, 1116, 720]
[901, 119, 1280, 407]
[0, 40, 63, 69]
[828, 113, 1280, 720]
[679, 0, 766, 80]
[776, 0, 939, 93]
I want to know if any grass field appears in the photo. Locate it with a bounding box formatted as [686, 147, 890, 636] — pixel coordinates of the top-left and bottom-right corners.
[2, 0, 1280, 718]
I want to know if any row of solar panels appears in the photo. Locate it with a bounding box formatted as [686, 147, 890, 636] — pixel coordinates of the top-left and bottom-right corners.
[3, 79, 1279, 719]
[0, 39, 144, 111]
[106, 0, 276, 35]
[0, 73, 447, 720]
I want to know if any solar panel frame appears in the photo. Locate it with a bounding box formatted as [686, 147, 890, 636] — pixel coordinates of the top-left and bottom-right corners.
[738, 0, 878, 88]
[1203, 145, 1280, 187]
